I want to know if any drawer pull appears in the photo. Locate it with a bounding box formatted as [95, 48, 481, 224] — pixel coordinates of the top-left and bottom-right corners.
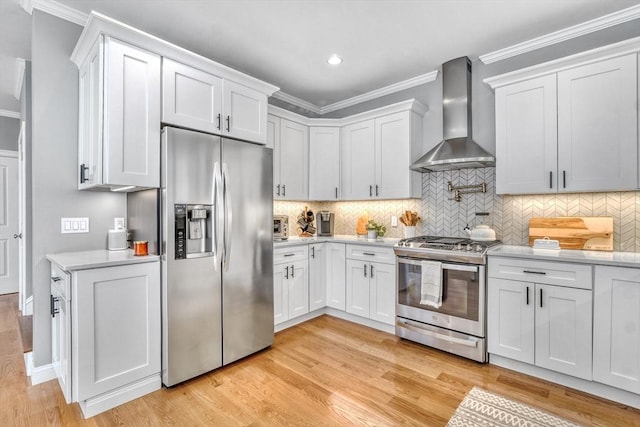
[363, 252, 376, 256]
[523, 270, 546, 275]
[284, 253, 296, 257]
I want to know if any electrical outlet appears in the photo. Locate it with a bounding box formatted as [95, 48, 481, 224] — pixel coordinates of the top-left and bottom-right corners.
[114, 217, 125, 229]
[391, 216, 398, 227]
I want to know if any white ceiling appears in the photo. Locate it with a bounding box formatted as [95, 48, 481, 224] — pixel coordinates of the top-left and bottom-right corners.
[2, 0, 640, 116]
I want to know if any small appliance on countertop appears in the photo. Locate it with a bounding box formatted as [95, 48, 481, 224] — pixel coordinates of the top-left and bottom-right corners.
[317, 211, 335, 236]
[273, 215, 289, 240]
[107, 217, 127, 251]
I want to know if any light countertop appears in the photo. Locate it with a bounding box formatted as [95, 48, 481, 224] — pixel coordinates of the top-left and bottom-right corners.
[274, 234, 400, 249]
[489, 245, 640, 268]
[47, 250, 160, 271]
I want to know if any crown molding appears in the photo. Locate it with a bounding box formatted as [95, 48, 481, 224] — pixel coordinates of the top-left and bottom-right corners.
[24, 0, 88, 26]
[273, 70, 438, 116]
[0, 110, 21, 119]
[14, 58, 26, 100]
[480, 4, 640, 64]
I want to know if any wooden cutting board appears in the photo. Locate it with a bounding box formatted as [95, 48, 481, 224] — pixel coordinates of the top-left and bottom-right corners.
[528, 217, 613, 251]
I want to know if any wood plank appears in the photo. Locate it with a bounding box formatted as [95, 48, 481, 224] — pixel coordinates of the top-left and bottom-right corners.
[1, 293, 639, 425]
[528, 216, 613, 250]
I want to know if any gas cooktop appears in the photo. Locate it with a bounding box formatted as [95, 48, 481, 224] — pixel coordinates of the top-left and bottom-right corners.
[394, 235, 502, 264]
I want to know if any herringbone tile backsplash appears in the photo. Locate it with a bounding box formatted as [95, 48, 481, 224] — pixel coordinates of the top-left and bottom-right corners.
[421, 167, 640, 252]
[275, 168, 640, 251]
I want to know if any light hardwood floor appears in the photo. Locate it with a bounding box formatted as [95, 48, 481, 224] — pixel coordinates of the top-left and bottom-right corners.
[1, 292, 639, 426]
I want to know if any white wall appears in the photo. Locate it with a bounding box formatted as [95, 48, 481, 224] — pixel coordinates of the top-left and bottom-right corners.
[31, 11, 126, 367]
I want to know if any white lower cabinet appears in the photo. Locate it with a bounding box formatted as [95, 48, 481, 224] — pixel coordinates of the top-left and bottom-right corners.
[345, 245, 395, 325]
[593, 266, 640, 393]
[326, 243, 347, 310]
[274, 246, 309, 325]
[309, 243, 327, 312]
[488, 258, 592, 380]
[49, 258, 161, 418]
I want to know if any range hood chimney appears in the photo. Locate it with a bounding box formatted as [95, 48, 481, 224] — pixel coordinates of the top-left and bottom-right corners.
[411, 56, 495, 172]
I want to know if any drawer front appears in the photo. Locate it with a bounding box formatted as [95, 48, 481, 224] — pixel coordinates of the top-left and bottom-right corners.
[488, 257, 592, 289]
[50, 263, 71, 300]
[274, 245, 309, 264]
[346, 244, 395, 265]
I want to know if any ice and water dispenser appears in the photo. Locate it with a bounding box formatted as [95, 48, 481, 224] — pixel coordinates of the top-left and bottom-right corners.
[174, 204, 213, 259]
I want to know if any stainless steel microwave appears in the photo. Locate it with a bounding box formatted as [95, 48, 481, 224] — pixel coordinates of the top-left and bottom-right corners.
[273, 215, 289, 240]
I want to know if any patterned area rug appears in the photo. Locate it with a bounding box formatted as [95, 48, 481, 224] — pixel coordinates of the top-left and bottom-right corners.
[447, 387, 582, 427]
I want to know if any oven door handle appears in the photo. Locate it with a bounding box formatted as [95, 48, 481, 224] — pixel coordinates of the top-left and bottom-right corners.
[397, 257, 478, 272]
[397, 319, 479, 348]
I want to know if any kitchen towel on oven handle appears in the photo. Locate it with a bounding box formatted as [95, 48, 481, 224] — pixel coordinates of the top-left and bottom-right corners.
[420, 260, 443, 308]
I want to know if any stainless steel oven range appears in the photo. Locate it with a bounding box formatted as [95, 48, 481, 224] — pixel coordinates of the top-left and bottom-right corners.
[394, 236, 501, 362]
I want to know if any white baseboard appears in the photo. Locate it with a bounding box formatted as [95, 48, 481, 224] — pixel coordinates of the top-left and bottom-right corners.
[24, 352, 56, 385]
[490, 354, 640, 410]
[22, 295, 33, 316]
[275, 307, 395, 335]
[79, 374, 161, 418]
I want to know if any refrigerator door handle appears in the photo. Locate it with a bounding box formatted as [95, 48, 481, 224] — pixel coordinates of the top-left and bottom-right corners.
[222, 162, 233, 271]
[213, 162, 223, 271]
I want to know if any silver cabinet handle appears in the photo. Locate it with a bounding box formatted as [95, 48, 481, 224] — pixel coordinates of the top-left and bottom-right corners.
[363, 252, 376, 256]
[563, 170, 567, 188]
[540, 288, 543, 308]
[217, 113, 221, 130]
[369, 185, 373, 197]
[370, 264, 374, 278]
[526, 286, 529, 305]
[284, 253, 295, 257]
[79, 163, 89, 184]
[285, 265, 289, 279]
[282, 185, 286, 197]
[364, 264, 368, 277]
[311, 246, 315, 258]
[226, 115, 231, 132]
[291, 265, 295, 278]
[335, 187, 338, 199]
[375, 185, 379, 196]
[549, 171, 553, 189]
[276, 184, 281, 196]
[50, 295, 59, 317]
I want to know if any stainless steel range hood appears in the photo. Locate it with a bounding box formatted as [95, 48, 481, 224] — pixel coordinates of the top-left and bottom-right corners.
[411, 57, 495, 172]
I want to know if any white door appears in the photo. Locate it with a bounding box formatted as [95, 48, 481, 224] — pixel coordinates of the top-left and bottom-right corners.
[273, 264, 288, 325]
[326, 243, 346, 310]
[308, 244, 327, 312]
[369, 262, 395, 325]
[345, 259, 370, 318]
[340, 120, 375, 200]
[223, 80, 268, 144]
[375, 112, 410, 199]
[308, 127, 340, 200]
[288, 259, 309, 319]
[279, 119, 308, 200]
[0, 153, 19, 295]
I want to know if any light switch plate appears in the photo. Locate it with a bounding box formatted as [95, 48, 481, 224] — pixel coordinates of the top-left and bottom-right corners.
[114, 217, 125, 229]
[61, 217, 89, 234]
[391, 216, 398, 227]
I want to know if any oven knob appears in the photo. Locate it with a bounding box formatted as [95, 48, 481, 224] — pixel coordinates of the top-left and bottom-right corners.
[456, 243, 463, 251]
[475, 244, 483, 252]
[466, 244, 472, 251]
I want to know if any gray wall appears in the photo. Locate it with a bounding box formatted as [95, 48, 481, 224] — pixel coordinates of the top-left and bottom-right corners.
[0, 116, 19, 151]
[31, 11, 126, 367]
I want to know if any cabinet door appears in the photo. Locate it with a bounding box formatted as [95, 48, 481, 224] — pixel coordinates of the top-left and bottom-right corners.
[162, 58, 223, 134]
[494, 75, 557, 194]
[369, 262, 395, 325]
[375, 112, 411, 199]
[346, 259, 370, 318]
[594, 266, 640, 393]
[341, 120, 375, 200]
[51, 288, 71, 403]
[78, 38, 102, 189]
[273, 264, 288, 325]
[557, 54, 637, 192]
[326, 243, 346, 310]
[308, 244, 327, 312]
[73, 262, 160, 401]
[104, 37, 160, 188]
[278, 119, 308, 200]
[309, 127, 340, 200]
[288, 259, 309, 319]
[487, 278, 534, 363]
[268, 114, 281, 197]
[535, 284, 592, 380]
[223, 80, 268, 144]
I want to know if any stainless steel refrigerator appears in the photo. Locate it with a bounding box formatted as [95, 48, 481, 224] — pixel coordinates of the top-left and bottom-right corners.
[149, 126, 273, 387]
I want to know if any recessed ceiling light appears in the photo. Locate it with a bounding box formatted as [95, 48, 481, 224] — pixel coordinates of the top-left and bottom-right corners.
[327, 54, 342, 65]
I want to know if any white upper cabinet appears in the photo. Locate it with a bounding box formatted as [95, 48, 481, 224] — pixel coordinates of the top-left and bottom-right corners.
[271, 115, 309, 200]
[162, 58, 223, 134]
[557, 55, 637, 192]
[341, 105, 424, 200]
[162, 59, 268, 144]
[487, 43, 639, 195]
[494, 75, 557, 194]
[78, 36, 161, 190]
[309, 127, 340, 200]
